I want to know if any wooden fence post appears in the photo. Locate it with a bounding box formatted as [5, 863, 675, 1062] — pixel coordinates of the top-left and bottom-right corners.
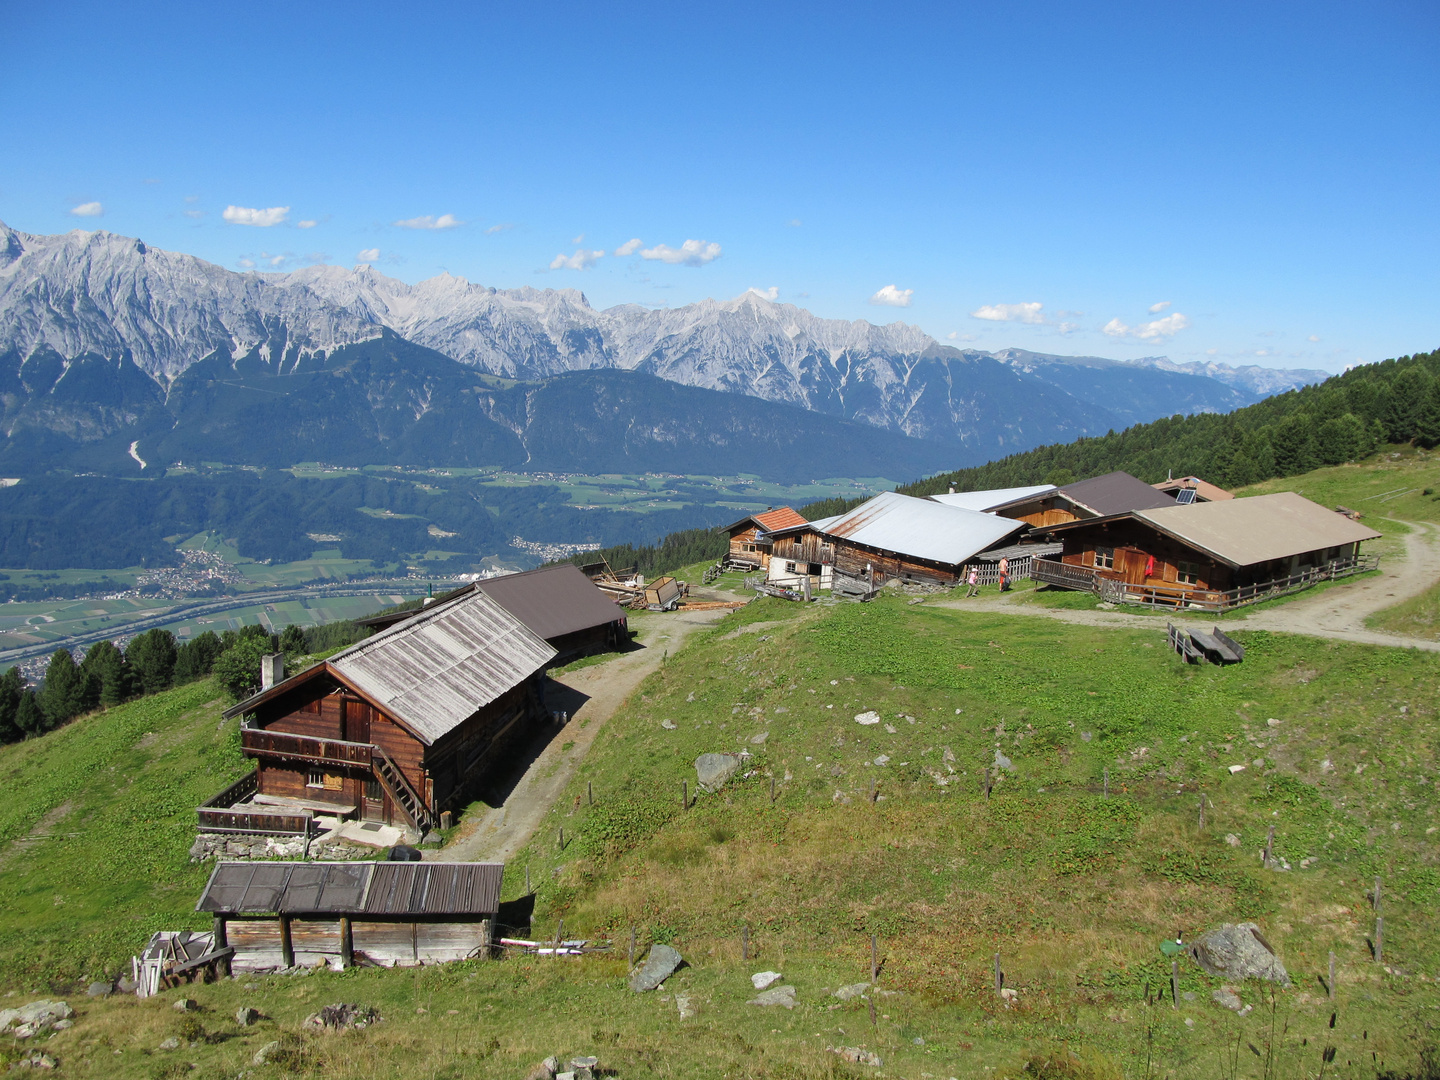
[1375, 916, 1384, 964]
[682, 780, 688, 810]
[1198, 795, 1205, 829]
[1171, 959, 1179, 1007]
[340, 916, 353, 970]
[870, 934, 878, 983]
[994, 952, 1002, 995]
[555, 919, 563, 959]
[1329, 951, 1336, 1000]
[279, 914, 294, 969]
[870, 778, 877, 805]
[628, 926, 636, 967]
[587, 781, 593, 806]
[770, 776, 776, 802]
[1103, 768, 1108, 798]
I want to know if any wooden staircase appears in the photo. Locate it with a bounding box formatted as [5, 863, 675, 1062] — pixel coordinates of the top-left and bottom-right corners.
[371, 744, 434, 835]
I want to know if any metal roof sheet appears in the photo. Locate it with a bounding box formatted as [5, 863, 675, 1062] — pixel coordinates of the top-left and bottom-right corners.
[331, 590, 556, 744]
[473, 564, 625, 642]
[800, 491, 1024, 566]
[928, 485, 1057, 512]
[1133, 491, 1383, 568]
[196, 861, 504, 916]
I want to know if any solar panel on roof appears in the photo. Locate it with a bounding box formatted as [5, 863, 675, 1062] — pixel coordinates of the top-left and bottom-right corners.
[1174, 488, 1197, 505]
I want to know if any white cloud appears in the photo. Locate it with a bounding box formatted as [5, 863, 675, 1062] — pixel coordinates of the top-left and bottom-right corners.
[614, 238, 643, 256]
[1104, 312, 1190, 340]
[640, 239, 722, 266]
[223, 205, 289, 227]
[787, 218, 802, 227]
[357, 248, 380, 262]
[571, 233, 585, 245]
[971, 301, 1043, 323]
[1059, 322, 1080, 334]
[183, 209, 204, 219]
[549, 248, 605, 271]
[947, 331, 978, 342]
[69, 201, 103, 217]
[1148, 300, 1172, 314]
[870, 284, 914, 307]
[268, 255, 285, 267]
[237, 257, 257, 269]
[393, 213, 463, 230]
[747, 286, 779, 301]
[486, 223, 514, 235]
[297, 220, 317, 229]
[1308, 334, 1321, 342]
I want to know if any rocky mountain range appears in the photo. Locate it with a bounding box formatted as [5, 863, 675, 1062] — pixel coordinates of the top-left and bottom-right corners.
[0, 220, 1330, 476]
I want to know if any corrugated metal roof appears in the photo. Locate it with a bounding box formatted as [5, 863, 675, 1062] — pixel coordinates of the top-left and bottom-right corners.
[1059, 471, 1177, 516]
[331, 590, 556, 744]
[196, 861, 505, 916]
[1134, 491, 1383, 568]
[472, 564, 625, 642]
[928, 485, 1057, 512]
[797, 491, 1024, 566]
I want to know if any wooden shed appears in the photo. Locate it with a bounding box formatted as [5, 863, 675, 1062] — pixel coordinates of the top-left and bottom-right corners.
[196, 860, 503, 970]
[1033, 491, 1382, 610]
[359, 565, 627, 664]
[205, 590, 556, 836]
[720, 507, 808, 570]
[988, 471, 1177, 527]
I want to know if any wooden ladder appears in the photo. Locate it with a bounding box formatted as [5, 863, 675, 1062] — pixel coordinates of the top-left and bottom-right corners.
[371, 744, 434, 834]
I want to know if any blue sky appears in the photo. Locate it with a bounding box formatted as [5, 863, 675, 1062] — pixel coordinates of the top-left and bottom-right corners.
[1, 1, 1436, 372]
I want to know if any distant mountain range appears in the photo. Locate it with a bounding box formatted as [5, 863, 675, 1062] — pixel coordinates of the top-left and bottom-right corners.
[0, 221, 1330, 478]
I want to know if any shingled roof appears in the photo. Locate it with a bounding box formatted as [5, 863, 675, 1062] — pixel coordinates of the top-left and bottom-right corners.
[721, 506, 808, 533]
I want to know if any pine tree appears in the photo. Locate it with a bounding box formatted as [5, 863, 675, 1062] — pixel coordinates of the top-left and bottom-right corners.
[15, 691, 45, 736]
[0, 667, 24, 743]
[174, 631, 225, 681]
[81, 639, 132, 707]
[126, 629, 177, 695]
[39, 649, 86, 728]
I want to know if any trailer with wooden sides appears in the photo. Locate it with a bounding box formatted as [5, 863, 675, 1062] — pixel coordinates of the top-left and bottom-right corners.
[193, 861, 504, 971]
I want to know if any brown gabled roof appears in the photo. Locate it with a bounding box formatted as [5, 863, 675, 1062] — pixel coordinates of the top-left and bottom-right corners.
[1059, 471, 1178, 516]
[474, 564, 625, 640]
[721, 506, 807, 534]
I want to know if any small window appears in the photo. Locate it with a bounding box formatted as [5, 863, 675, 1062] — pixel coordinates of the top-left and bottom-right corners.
[307, 767, 324, 788]
[364, 777, 382, 801]
[1177, 560, 1202, 585]
[1094, 547, 1115, 570]
[786, 561, 798, 573]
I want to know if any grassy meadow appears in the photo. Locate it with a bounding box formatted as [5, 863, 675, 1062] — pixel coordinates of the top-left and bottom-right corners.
[2, 451, 1440, 1077]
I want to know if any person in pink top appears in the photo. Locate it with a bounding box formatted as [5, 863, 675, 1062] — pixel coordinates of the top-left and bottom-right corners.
[965, 567, 980, 597]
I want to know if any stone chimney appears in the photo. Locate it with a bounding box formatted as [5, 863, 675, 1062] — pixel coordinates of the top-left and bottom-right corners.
[260, 653, 285, 691]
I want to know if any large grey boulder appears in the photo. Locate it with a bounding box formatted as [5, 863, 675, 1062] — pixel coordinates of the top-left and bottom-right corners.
[629, 944, 683, 992]
[748, 985, 797, 1008]
[695, 753, 742, 793]
[0, 1001, 74, 1038]
[1190, 922, 1290, 986]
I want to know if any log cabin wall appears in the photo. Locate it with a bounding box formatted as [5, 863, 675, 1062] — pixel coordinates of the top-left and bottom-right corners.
[727, 524, 768, 567]
[423, 679, 541, 811]
[770, 532, 834, 566]
[998, 496, 1081, 528]
[831, 539, 959, 586]
[1056, 521, 1234, 591]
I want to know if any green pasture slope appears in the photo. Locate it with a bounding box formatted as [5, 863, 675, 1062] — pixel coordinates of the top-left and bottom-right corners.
[2, 457, 1440, 1077]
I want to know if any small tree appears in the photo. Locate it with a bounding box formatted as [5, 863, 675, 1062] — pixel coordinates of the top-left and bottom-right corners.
[279, 625, 306, 655]
[126, 629, 178, 695]
[213, 638, 274, 701]
[15, 691, 45, 736]
[0, 666, 24, 743]
[81, 640, 132, 707]
[174, 631, 225, 682]
[39, 649, 90, 728]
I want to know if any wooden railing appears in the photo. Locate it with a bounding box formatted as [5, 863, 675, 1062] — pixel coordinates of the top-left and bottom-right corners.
[240, 727, 375, 767]
[196, 805, 314, 836]
[1033, 554, 1380, 613]
[199, 768, 259, 810]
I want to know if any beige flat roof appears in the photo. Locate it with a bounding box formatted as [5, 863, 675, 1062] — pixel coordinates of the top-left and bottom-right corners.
[1135, 491, 1382, 568]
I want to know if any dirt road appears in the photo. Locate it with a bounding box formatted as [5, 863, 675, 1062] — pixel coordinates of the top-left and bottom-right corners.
[435, 605, 735, 863]
[936, 519, 1440, 652]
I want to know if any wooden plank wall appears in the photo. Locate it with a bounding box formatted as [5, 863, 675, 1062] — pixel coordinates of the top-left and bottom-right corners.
[225, 918, 491, 969]
[832, 542, 958, 587]
[770, 533, 833, 565]
[425, 682, 535, 810]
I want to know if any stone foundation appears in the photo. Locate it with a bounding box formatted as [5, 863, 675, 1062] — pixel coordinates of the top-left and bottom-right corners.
[189, 833, 381, 862]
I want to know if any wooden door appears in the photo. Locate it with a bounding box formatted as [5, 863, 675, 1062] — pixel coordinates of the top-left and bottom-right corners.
[1118, 548, 1149, 586]
[343, 699, 370, 745]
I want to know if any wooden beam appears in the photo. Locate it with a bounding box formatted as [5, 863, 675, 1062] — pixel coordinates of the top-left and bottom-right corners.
[340, 916, 353, 969]
[213, 916, 231, 977]
[279, 914, 294, 968]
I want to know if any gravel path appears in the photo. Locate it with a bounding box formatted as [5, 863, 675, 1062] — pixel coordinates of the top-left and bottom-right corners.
[934, 519, 1440, 652]
[434, 604, 735, 863]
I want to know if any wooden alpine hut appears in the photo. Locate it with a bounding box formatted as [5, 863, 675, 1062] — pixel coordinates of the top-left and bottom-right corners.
[719, 506, 808, 570]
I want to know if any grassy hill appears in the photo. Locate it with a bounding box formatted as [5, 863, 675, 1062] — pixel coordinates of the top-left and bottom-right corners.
[2, 456, 1439, 1078]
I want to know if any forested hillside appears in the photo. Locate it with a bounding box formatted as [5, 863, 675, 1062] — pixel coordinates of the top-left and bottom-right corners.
[903, 348, 1440, 497]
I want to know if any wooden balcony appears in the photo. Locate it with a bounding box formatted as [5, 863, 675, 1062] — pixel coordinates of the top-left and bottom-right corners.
[1031, 558, 1102, 591]
[239, 727, 375, 768]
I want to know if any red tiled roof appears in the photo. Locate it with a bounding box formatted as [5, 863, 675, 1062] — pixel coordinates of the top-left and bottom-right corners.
[754, 506, 806, 531]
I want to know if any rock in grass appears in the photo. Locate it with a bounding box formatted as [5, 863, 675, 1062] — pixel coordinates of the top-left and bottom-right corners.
[1212, 986, 1245, 1012]
[854, 711, 881, 726]
[748, 985, 797, 1008]
[751, 971, 782, 990]
[0, 1001, 74, 1037]
[676, 993, 697, 1019]
[694, 753, 741, 793]
[833, 983, 870, 1000]
[523, 1056, 561, 1080]
[629, 944, 683, 992]
[302, 1003, 380, 1030]
[236, 1007, 262, 1026]
[253, 1040, 282, 1065]
[1190, 923, 1290, 986]
[828, 1045, 882, 1066]
[173, 997, 199, 1012]
[86, 982, 112, 997]
[13, 1051, 58, 1070]
[158, 1037, 181, 1051]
